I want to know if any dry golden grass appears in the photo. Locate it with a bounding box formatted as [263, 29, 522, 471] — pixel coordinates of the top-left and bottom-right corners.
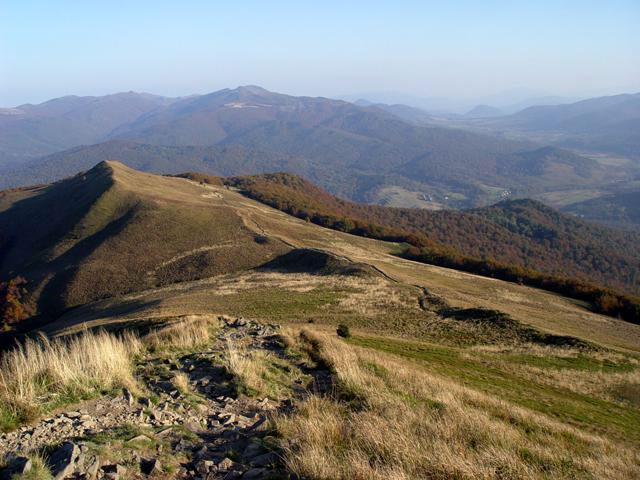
[224, 338, 274, 397]
[0, 330, 141, 429]
[144, 315, 219, 351]
[521, 366, 640, 404]
[336, 277, 416, 317]
[275, 329, 640, 480]
[170, 372, 191, 395]
[224, 337, 307, 400]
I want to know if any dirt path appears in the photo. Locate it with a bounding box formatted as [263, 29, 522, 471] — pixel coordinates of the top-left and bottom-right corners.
[1, 319, 329, 479]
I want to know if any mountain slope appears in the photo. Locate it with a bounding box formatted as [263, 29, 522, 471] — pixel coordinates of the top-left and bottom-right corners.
[225, 173, 640, 299]
[0, 161, 289, 318]
[1, 162, 639, 353]
[0, 164, 638, 480]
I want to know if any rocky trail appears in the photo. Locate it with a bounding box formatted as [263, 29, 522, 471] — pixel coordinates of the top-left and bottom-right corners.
[1, 319, 329, 479]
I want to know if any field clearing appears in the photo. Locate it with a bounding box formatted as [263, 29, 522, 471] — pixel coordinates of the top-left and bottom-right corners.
[534, 188, 607, 207]
[370, 185, 445, 209]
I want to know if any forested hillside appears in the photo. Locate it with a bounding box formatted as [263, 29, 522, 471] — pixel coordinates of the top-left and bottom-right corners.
[218, 172, 640, 322]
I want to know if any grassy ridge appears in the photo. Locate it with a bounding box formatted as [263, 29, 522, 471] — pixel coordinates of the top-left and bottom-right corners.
[219, 172, 640, 324]
[0, 162, 290, 321]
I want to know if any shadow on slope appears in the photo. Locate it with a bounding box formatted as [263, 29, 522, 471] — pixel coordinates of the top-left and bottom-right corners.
[420, 288, 592, 349]
[259, 248, 381, 278]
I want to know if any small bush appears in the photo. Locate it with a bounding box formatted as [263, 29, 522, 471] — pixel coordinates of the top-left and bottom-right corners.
[336, 324, 351, 338]
[254, 235, 269, 244]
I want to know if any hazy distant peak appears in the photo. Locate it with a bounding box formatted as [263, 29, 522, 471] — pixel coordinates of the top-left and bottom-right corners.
[235, 85, 271, 95]
[465, 104, 503, 118]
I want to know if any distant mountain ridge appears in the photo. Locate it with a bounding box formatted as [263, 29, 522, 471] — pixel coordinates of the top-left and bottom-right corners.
[0, 140, 311, 190]
[466, 105, 503, 118]
[0, 92, 175, 163]
[477, 93, 640, 157]
[0, 86, 613, 208]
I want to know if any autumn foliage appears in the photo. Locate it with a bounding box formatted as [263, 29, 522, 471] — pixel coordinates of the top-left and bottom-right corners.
[226, 173, 640, 325]
[0, 277, 33, 331]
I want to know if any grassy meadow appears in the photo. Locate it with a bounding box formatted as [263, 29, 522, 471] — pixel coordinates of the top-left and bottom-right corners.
[275, 328, 640, 479]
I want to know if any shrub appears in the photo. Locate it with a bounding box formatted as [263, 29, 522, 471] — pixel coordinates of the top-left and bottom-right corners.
[0, 277, 33, 331]
[336, 324, 351, 338]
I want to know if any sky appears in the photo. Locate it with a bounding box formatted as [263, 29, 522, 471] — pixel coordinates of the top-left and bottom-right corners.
[1, 0, 639, 107]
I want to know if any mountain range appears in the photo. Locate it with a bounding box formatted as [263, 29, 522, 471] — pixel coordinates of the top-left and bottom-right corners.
[2, 86, 633, 211]
[0, 92, 174, 164]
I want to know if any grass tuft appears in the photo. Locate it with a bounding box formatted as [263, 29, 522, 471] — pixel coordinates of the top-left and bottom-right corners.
[171, 372, 191, 395]
[10, 452, 53, 480]
[144, 315, 218, 352]
[0, 330, 141, 432]
[224, 337, 308, 400]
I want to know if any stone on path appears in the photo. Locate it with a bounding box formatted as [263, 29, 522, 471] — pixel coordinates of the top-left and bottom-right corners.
[49, 441, 81, 480]
[140, 457, 161, 476]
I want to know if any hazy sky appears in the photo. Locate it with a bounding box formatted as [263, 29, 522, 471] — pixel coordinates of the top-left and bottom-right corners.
[1, 0, 638, 106]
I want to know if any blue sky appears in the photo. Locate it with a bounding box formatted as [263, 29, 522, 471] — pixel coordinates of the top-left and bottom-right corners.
[1, 0, 638, 106]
